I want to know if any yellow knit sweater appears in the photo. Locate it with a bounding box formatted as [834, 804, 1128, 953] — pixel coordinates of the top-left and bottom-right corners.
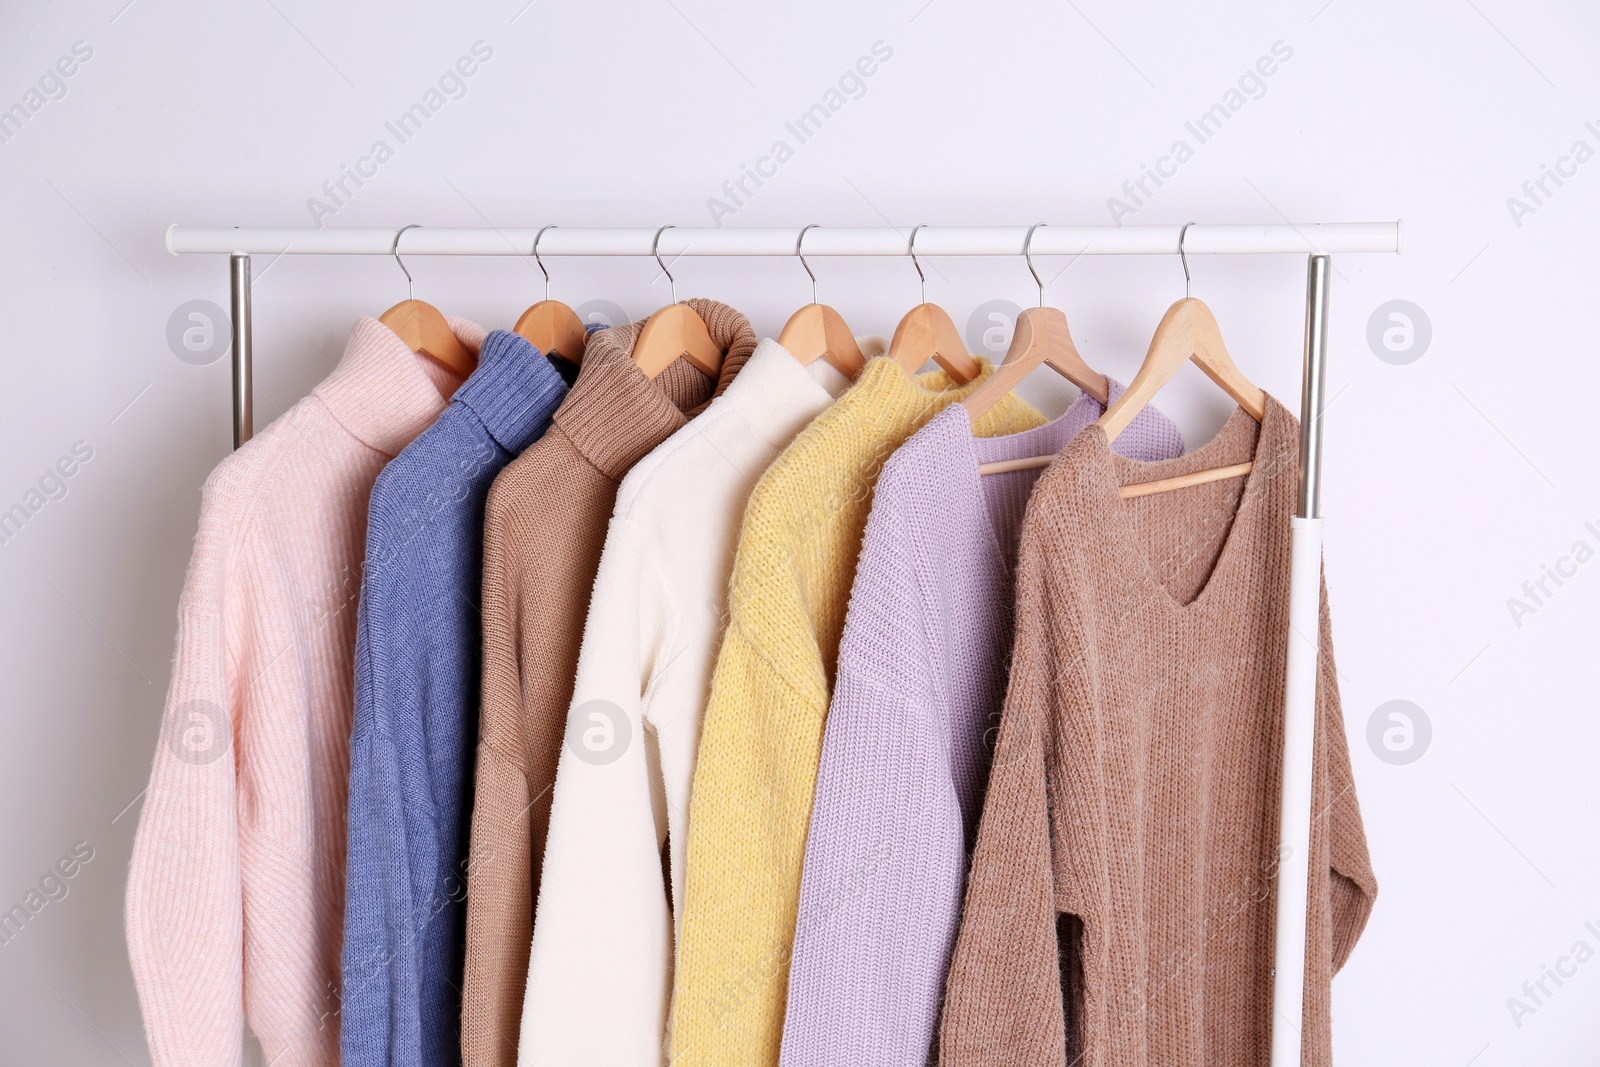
[668, 356, 1044, 1067]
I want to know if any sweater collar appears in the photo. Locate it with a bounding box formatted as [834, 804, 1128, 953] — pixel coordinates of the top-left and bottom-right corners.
[313, 315, 485, 458]
[967, 377, 1120, 465]
[848, 352, 1009, 414]
[551, 298, 757, 479]
[453, 330, 571, 455]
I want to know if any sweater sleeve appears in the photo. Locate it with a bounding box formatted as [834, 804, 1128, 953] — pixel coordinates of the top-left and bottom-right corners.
[461, 496, 535, 1067]
[341, 732, 413, 1061]
[517, 514, 673, 1063]
[1315, 574, 1377, 970]
[125, 478, 249, 1067]
[938, 539, 1067, 1067]
[669, 569, 828, 1067]
[781, 502, 957, 1067]
[340, 556, 423, 1067]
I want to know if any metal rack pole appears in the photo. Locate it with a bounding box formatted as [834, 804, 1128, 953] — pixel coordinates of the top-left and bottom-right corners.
[1298, 255, 1331, 520]
[1269, 253, 1332, 1067]
[230, 254, 253, 448]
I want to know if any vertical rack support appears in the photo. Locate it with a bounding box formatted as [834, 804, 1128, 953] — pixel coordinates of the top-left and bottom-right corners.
[1297, 254, 1330, 519]
[230, 253, 253, 450]
[1269, 252, 1331, 1067]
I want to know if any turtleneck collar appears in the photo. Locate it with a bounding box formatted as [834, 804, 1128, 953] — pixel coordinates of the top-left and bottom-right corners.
[453, 330, 572, 455]
[313, 315, 485, 458]
[551, 298, 756, 479]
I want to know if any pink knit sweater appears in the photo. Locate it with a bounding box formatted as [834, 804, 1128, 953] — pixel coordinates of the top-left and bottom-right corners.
[125, 316, 481, 1067]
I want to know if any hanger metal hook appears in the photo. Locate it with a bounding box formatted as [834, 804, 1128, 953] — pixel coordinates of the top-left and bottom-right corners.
[1024, 222, 1046, 308]
[1178, 220, 1195, 300]
[391, 223, 422, 302]
[652, 224, 678, 304]
[796, 223, 820, 305]
[533, 224, 556, 302]
[908, 224, 928, 304]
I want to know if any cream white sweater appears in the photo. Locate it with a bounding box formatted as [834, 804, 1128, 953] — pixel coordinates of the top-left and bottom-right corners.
[514, 337, 875, 1065]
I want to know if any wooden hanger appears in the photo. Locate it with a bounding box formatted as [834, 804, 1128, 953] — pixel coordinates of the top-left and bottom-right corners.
[964, 224, 1110, 427]
[380, 301, 476, 378]
[515, 302, 589, 365]
[1098, 224, 1267, 499]
[777, 225, 866, 378]
[888, 305, 980, 381]
[380, 224, 476, 378]
[887, 226, 981, 382]
[513, 225, 587, 366]
[633, 225, 725, 380]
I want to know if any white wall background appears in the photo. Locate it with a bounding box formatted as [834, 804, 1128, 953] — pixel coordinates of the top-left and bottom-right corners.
[1, 0, 1596, 1063]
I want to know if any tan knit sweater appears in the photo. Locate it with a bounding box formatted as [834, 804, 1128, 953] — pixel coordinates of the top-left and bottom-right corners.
[462, 301, 755, 1067]
[939, 398, 1377, 1067]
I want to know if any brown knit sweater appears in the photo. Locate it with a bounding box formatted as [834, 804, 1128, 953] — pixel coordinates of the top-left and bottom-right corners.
[461, 300, 755, 1067]
[939, 398, 1377, 1067]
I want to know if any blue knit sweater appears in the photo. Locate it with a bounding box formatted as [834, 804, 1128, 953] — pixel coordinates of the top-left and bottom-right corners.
[342, 331, 571, 1067]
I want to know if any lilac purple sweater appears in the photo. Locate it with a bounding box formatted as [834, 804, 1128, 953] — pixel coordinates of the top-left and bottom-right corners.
[779, 381, 1185, 1067]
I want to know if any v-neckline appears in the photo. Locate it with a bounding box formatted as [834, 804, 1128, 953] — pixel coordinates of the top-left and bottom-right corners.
[1087, 398, 1281, 618]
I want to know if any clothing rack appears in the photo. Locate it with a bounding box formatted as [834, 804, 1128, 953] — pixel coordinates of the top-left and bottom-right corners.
[166, 220, 1402, 1067]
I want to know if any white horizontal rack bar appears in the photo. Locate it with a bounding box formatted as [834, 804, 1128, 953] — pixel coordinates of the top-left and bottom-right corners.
[167, 222, 1401, 258]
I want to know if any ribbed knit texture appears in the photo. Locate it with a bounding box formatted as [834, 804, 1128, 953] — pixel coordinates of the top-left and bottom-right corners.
[668, 356, 1045, 1067]
[517, 336, 882, 1066]
[125, 316, 483, 1067]
[938, 398, 1378, 1067]
[780, 381, 1185, 1067]
[341, 331, 569, 1067]
[462, 300, 756, 1067]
